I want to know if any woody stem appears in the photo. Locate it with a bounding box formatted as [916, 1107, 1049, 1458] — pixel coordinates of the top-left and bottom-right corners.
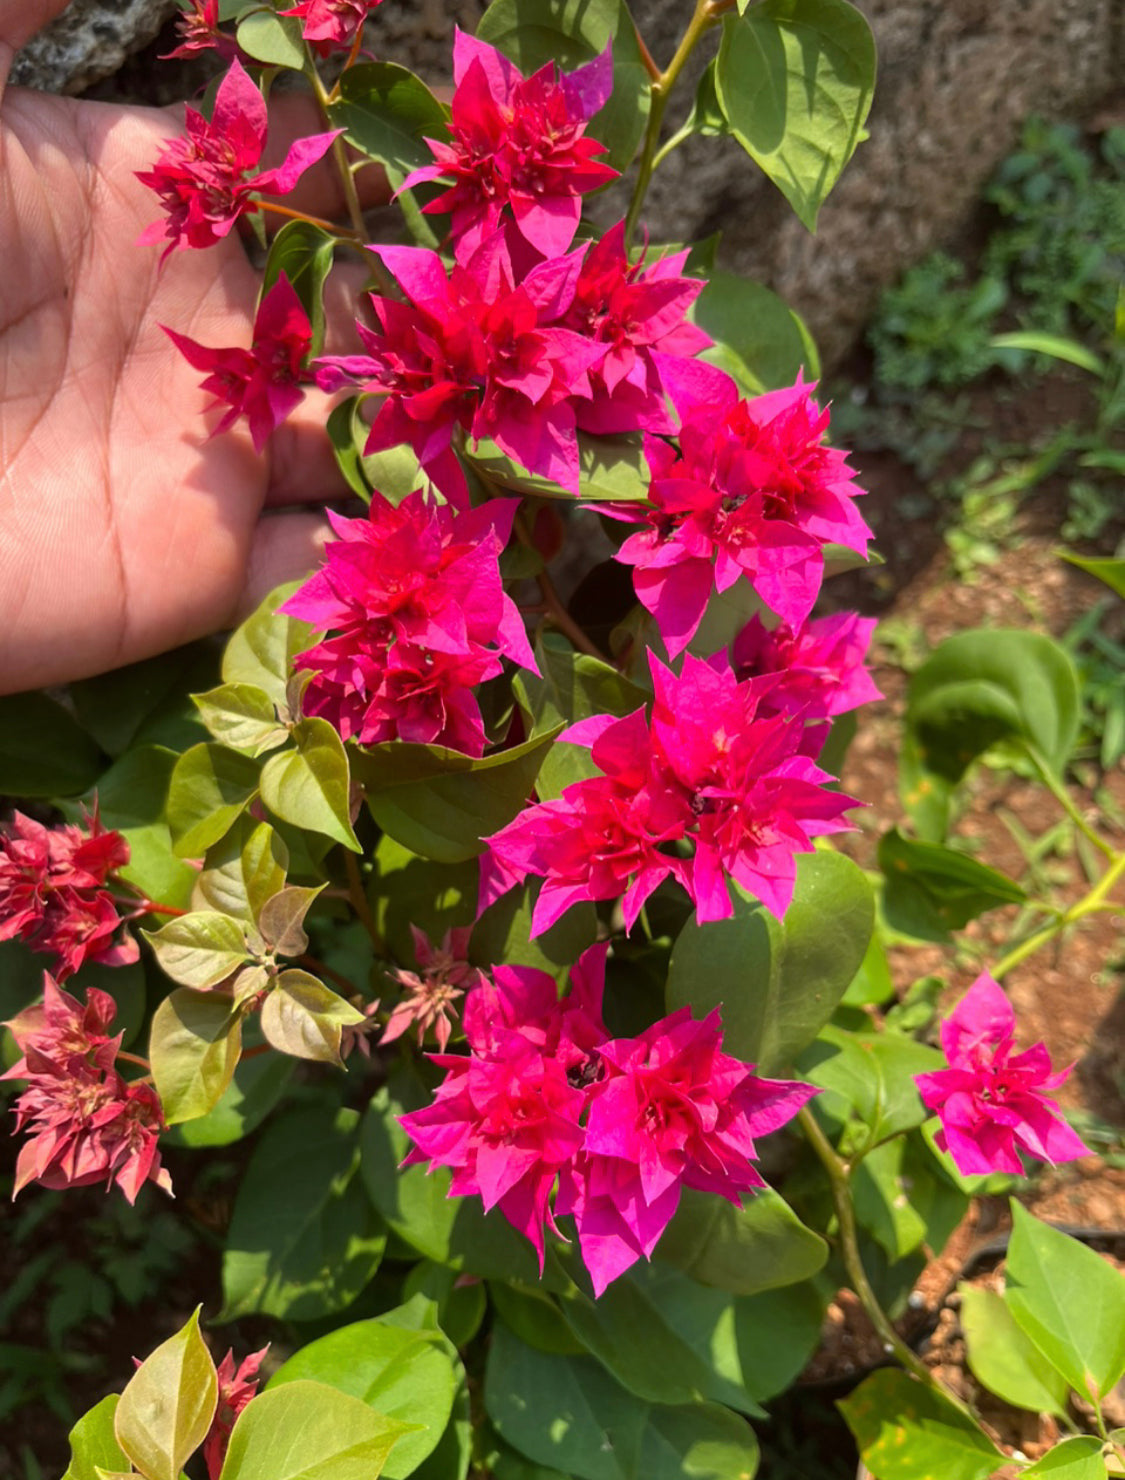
[257, 198, 358, 238]
[992, 847, 1125, 980]
[513, 513, 609, 662]
[345, 851, 385, 954]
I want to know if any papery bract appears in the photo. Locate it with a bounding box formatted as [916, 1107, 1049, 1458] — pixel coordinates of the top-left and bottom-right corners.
[163, 273, 312, 452]
[279, 0, 381, 47]
[281, 489, 536, 754]
[731, 611, 881, 721]
[203, 1346, 268, 1480]
[914, 973, 1090, 1176]
[382, 925, 484, 1052]
[137, 60, 340, 256]
[161, 0, 238, 59]
[614, 373, 871, 656]
[401, 29, 617, 261]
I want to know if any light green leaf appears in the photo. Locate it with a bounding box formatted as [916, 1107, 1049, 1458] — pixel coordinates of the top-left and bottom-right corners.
[1006, 1202, 1125, 1403]
[192, 683, 288, 757]
[851, 1135, 968, 1260]
[799, 1025, 943, 1145]
[235, 9, 304, 68]
[115, 1308, 218, 1480]
[466, 433, 651, 503]
[959, 1285, 1071, 1418]
[165, 1033, 293, 1148]
[1022, 1437, 1109, 1478]
[839, 1368, 1001, 1480]
[693, 272, 819, 392]
[62, 1396, 128, 1480]
[260, 969, 364, 1066]
[991, 331, 1105, 375]
[1059, 552, 1125, 599]
[144, 911, 251, 989]
[716, 0, 876, 231]
[85, 744, 197, 909]
[219, 1380, 408, 1480]
[666, 851, 874, 1072]
[222, 580, 314, 709]
[149, 988, 243, 1125]
[260, 717, 361, 852]
[192, 818, 289, 926]
[166, 743, 261, 859]
[257, 883, 325, 956]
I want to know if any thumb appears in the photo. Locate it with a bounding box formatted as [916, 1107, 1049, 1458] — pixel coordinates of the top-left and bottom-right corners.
[0, 0, 72, 97]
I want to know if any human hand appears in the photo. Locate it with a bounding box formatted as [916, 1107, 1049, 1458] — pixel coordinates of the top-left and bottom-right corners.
[0, 2, 374, 694]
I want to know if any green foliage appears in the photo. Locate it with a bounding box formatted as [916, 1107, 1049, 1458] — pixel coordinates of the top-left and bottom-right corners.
[114, 1308, 217, 1480]
[219, 1381, 409, 1480]
[839, 1368, 1002, 1480]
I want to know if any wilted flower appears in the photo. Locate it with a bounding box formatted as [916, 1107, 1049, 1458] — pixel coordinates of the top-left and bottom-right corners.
[161, 0, 239, 60]
[203, 1346, 268, 1480]
[279, 0, 381, 47]
[137, 60, 340, 256]
[401, 29, 617, 261]
[164, 273, 312, 452]
[382, 925, 484, 1052]
[914, 973, 1090, 1176]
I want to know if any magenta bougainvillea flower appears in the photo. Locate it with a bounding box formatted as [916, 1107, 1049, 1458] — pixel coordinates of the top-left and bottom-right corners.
[280, 490, 537, 754]
[279, 0, 381, 47]
[731, 611, 881, 722]
[203, 1346, 268, 1480]
[401, 29, 617, 261]
[483, 653, 858, 933]
[914, 973, 1090, 1176]
[163, 273, 312, 453]
[160, 0, 239, 60]
[400, 945, 814, 1293]
[382, 925, 484, 1052]
[0, 810, 138, 981]
[3, 977, 171, 1202]
[612, 369, 872, 656]
[561, 222, 712, 435]
[138, 60, 340, 256]
[316, 234, 606, 500]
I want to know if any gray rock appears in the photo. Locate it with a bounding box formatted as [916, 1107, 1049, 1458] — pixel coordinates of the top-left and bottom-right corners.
[10, 0, 178, 95]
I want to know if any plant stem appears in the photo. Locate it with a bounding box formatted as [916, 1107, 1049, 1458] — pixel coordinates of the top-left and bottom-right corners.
[623, 0, 720, 248]
[257, 198, 357, 237]
[114, 893, 186, 918]
[513, 512, 610, 661]
[345, 851, 385, 954]
[993, 847, 1125, 979]
[797, 1105, 978, 1415]
[1024, 743, 1116, 860]
[117, 1050, 152, 1072]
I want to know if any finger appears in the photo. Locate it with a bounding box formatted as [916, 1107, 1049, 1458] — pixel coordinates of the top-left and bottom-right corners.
[237, 509, 331, 620]
[0, 0, 70, 53]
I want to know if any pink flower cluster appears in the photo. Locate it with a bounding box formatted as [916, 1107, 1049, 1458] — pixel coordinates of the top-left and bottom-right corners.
[280, 0, 382, 49]
[484, 652, 859, 933]
[280, 491, 537, 754]
[3, 978, 170, 1203]
[0, 810, 138, 981]
[382, 925, 484, 1052]
[915, 973, 1089, 1177]
[399, 945, 815, 1294]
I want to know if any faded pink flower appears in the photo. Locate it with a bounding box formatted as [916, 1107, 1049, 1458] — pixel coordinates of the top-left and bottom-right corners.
[137, 60, 340, 257]
[401, 29, 617, 261]
[613, 370, 871, 656]
[0, 809, 138, 981]
[203, 1346, 268, 1480]
[731, 611, 881, 722]
[915, 973, 1089, 1177]
[163, 273, 312, 453]
[562, 222, 711, 435]
[382, 925, 484, 1052]
[558, 1008, 816, 1294]
[316, 234, 605, 502]
[161, 0, 238, 60]
[3, 976, 171, 1203]
[279, 0, 381, 47]
[280, 490, 536, 754]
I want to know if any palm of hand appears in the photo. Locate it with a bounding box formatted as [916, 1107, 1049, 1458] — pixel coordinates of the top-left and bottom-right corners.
[0, 87, 328, 693]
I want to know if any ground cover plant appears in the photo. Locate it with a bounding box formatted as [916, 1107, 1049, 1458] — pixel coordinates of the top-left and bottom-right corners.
[1, 2, 1124, 1478]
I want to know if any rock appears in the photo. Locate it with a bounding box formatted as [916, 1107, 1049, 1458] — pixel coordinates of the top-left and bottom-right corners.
[10, 0, 178, 96]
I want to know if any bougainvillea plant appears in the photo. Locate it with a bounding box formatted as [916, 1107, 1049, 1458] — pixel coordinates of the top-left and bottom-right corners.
[3, 3, 1123, 1479]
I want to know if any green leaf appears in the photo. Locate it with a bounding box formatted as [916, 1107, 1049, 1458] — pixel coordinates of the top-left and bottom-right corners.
[326, 63, 449, 187]
[491, 1282, 588, 1356]
[1059, 552, 1125, 599]
[86, 745, 198, 910]
[193, 818, 289, 926]
[1005, 1202, 1125, 1403]
[681, 59, 729, 139]
[1022, 1437, 1109, 1478]
[235, 9, 304, 68]
[260, 717, 361, 852]
[991, 331, 1105, 375]
[715, 0, 876, 231]
[878, 829, 1026, 942]
[261, 219, 338, 357]
[166, 1034, 294, 1148]
[654, 1187, 826, 1296]
[257, 884, 324, 955]
[473, 880, 597, 978]
[269, 1320, 455, 1480]
[166, 743, 261, 859]
[693, 272, 818, 393]
[192, 683, 288, 757]
[373, 834, 478, 962]
[905, 629, 1080, 791]
[115, 1308, 218, 1480]
[666, 851, 874, 1072]
[842, 934, 895, 1007]
[799, 1026, 943, 1145]
[514, 634, 648, 737]
[62, 1396, 129, 1480]
[959, 1285, 1071, 1418]
[559, 1261, 766, 1415]
[222, 581, 314, 709]
[466, 433, 651, 503]
[403, 1263, 487, 1349]
[839, 1369, 1001, 1480]
[220, 1381, 408, 1480]
[260, 969, 364, 1066]
[222, 1106, 386, 1320]
[476, 0, 651, 173]
[356, 728, 561, 863]
[851, 1135, 968, 1260]
[485, 1324, 760, 1480]
[149, 988, 244, 1125]
[0, 691, 104, 797]
[144, 911, 251, 989]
